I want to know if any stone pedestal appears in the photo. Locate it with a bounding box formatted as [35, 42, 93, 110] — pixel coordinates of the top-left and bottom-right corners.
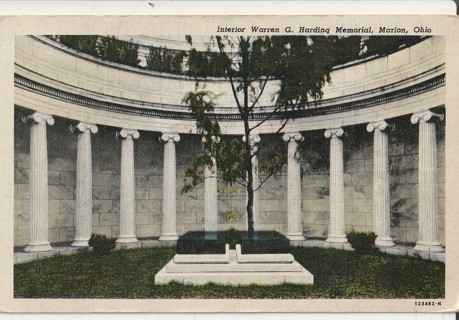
[324, 128, 349, 246]
[283, 133, 305, 241]
[116, 129, 139, 243]
[22, 112, 54, 252]
[155, 245, 314, 285]
[160, 133, 180, 241]
[367, 121, 395, 247]
[71, 122, 98, 247]
[411, 111, 445, 253]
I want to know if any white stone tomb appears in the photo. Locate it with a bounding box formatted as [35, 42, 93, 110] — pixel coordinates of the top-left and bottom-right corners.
[154, 244, 314, 285]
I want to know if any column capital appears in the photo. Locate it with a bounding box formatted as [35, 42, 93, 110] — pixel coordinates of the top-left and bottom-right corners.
[202, 135, 221, 144]
[324, 127, 344, 139]
[367, 120, 395, 133]
[282, 132, 304, 142]
[411, 110, 444, 124]
[242, 134, 261, 147]
[70, 122, 98, 134]
[161, 132, 180, 143]
[117, 129, 140, 140]
[22, 112, 54, 126]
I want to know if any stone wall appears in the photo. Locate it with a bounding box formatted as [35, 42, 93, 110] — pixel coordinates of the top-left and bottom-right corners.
[14, 108, 446, 247]
[15, 112, 78, 245]
[298, 114, 445, 244]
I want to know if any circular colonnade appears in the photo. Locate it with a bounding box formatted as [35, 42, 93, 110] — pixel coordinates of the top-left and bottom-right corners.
[14, 35, 446, 256]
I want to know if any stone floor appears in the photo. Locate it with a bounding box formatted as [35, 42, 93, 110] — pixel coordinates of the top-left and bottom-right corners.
[13, 238, 445, 264]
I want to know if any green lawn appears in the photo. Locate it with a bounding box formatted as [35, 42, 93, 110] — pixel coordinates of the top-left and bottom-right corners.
[14, 247, 444, 299]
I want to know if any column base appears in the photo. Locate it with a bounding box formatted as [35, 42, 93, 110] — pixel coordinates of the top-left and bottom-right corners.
[326, 235, 348, 243]
[24, 242, 53, 252]
[414, 241, 445, 253]
[286, 233, 305, 241]
[375, 237, 395, 248]
[159, 234, 179, 241]
[116, 236, 139, 244]
[71, 239, 89, 247]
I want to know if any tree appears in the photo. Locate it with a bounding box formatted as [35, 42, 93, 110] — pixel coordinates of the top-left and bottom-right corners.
[181, 35, 362, 236]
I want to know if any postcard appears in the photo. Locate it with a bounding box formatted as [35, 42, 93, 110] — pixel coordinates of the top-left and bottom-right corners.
[1, 13, 458, 313]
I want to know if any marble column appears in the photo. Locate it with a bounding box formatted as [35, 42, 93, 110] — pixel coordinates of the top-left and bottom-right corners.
[71, 122, 98, 247]
[411, 110, 445, 253]
[367, 120, 395, 247]
[243, 134, 261, 230]
[22, 112, 54, 252]
[116, 129, 140, 243]
[283, 133, 305, 241]
[160, 133, 180, 241]
[204, 137, 219, 231]
[324, 128, 349, 245]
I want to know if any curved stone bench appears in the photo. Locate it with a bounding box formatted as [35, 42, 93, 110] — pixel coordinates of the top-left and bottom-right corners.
[235, 244, 294, 264]
[173, 244, 230, 264]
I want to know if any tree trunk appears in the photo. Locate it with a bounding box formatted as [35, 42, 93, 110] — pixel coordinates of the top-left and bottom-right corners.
[241, 37, 255, 239]
[245, 132, 255, 238]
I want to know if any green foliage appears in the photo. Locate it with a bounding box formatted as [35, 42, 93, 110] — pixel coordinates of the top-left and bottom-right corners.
[58, 35, 140, 67]
[180, 35, 426, 234]
[224, 228, 242, 249]
[333, 36, 363, 66]
[88, 234, 116, 254]
[273, 36, 338, 108]
[182, 86, 222, 141]
[59, 35, 99, 56]
[181, 86, 223, 194]
[55, 35, 425, 73]
[346, 229, 378, 251]
[98, 36, 140, 67]
[216, 137, 247, 185]
[146, 47, 186, 74]
[181, 36, 362, 233]
[186, 48, 228, 77]
[15, 247, 444, 299]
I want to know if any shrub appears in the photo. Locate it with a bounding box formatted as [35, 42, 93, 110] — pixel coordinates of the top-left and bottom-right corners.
[58, 35, 140, 68]
[59, 35, 99, 56]
[146, 46, 186, 74]
[88, 234, 116, 254]
[98, 36, 141, 67]
[224, 228, 242, 249]
[346, 229, 377, 251]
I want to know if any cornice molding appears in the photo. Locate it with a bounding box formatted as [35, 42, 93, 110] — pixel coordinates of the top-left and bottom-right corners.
[15, 73, 445, 122]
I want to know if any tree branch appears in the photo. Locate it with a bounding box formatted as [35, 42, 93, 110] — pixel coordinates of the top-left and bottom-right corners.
[249, 75, 270, 110]
[248, 102, 284, 131]
[216, 36, 244, 116]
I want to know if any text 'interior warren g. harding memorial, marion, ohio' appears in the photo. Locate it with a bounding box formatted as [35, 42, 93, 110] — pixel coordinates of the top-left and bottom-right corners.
[13, 34, 445, 286]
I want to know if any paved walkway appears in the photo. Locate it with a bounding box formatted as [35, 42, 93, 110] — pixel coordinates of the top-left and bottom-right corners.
[14, 239, 445, 264]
